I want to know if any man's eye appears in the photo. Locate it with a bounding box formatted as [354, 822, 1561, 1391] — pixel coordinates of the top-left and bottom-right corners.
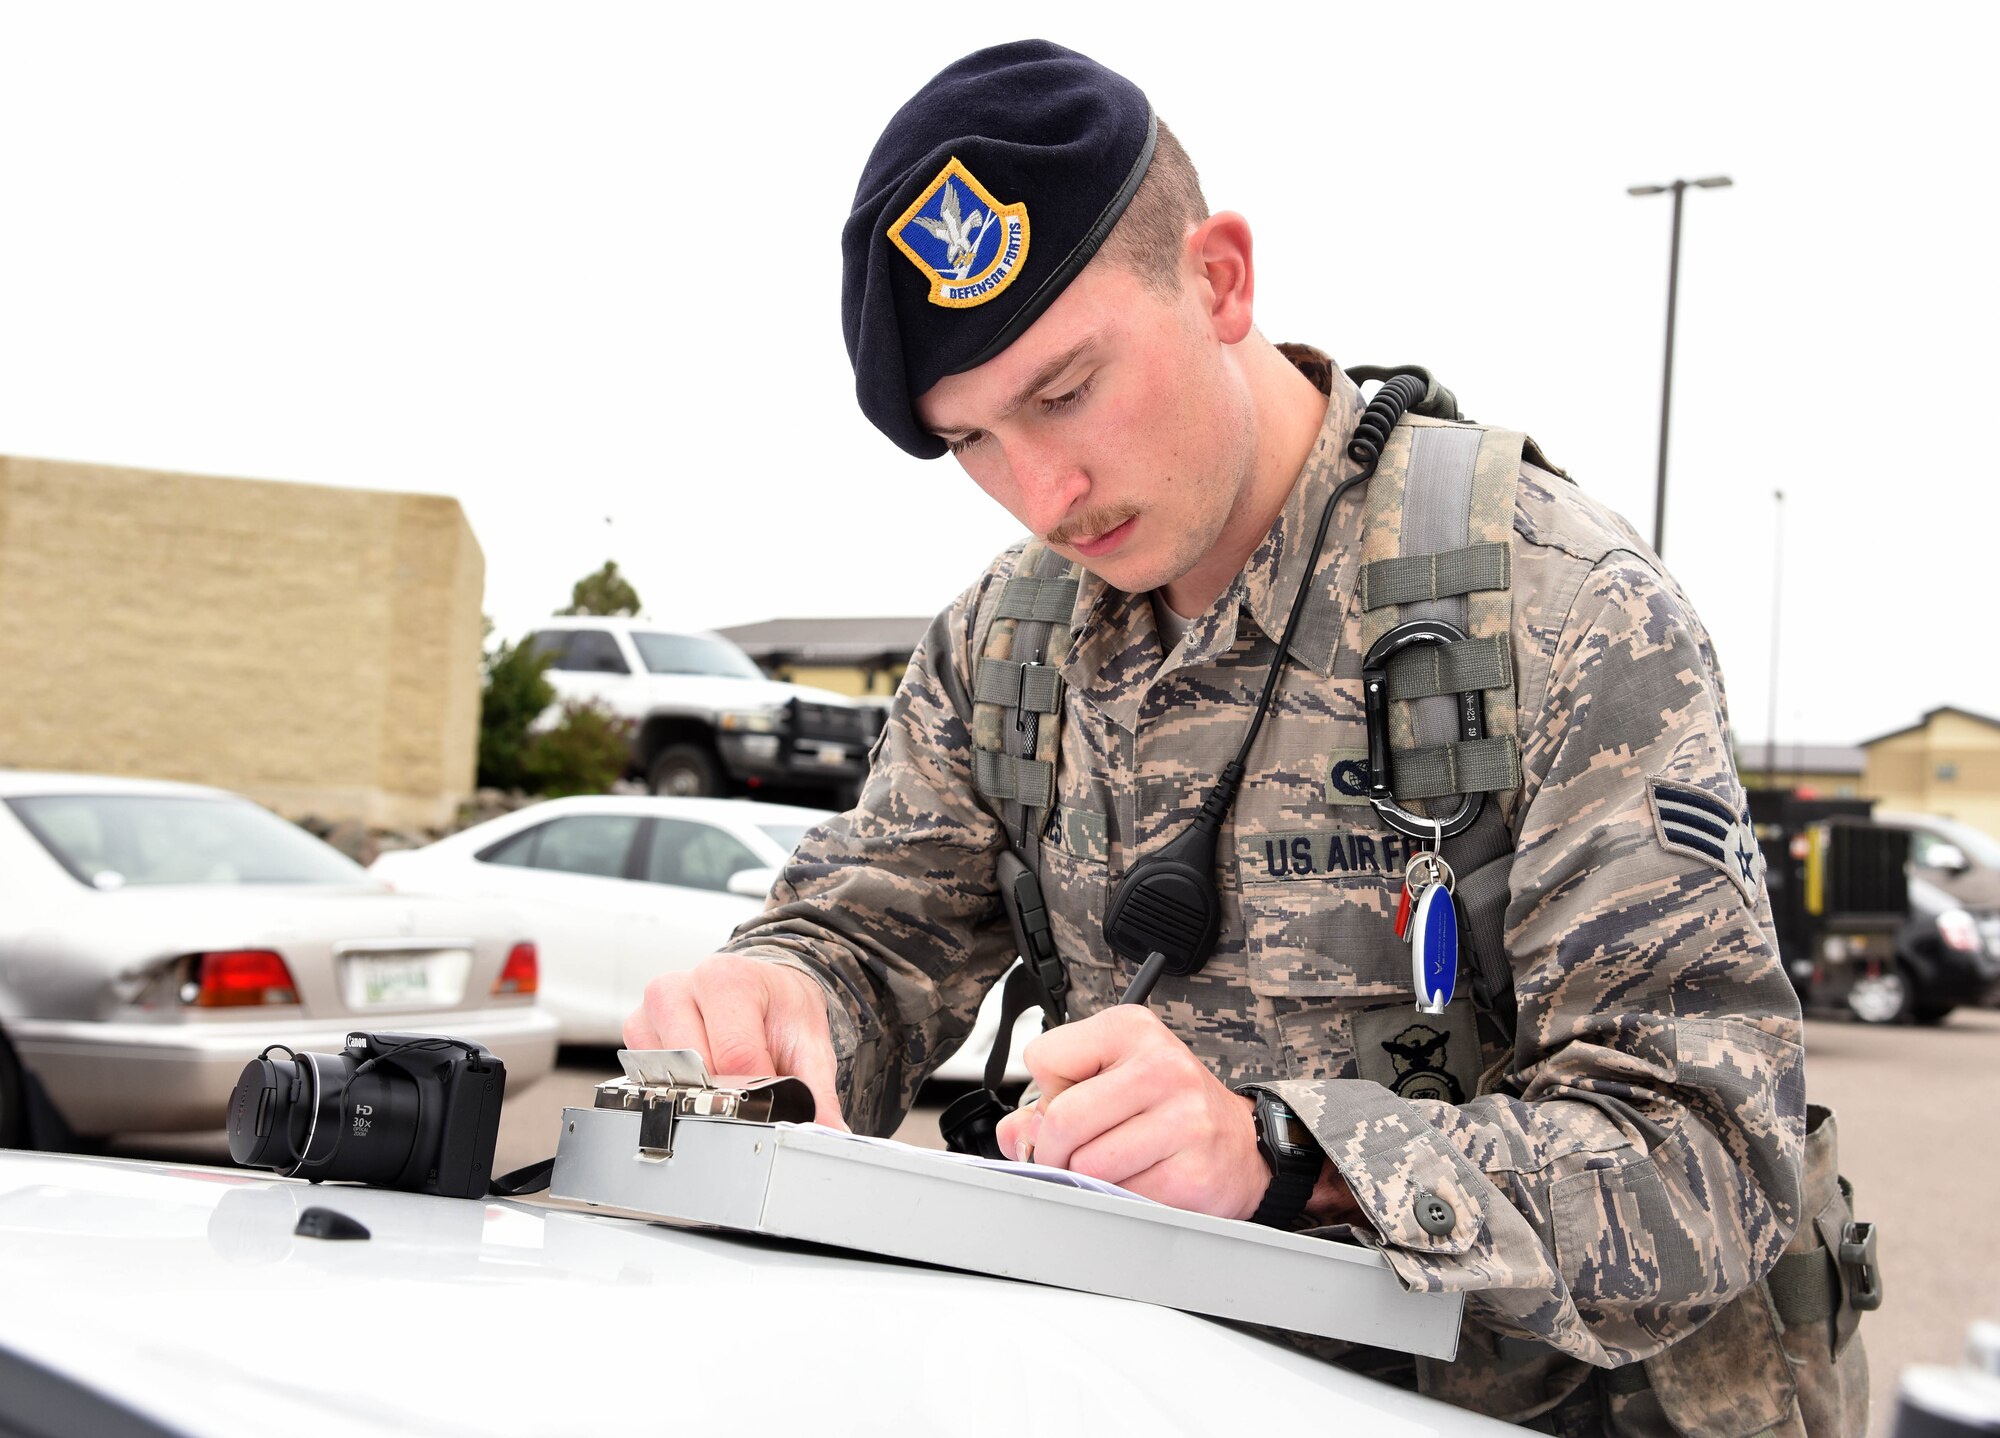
[946, 430, 986, 455]
[1041, 375, 1094, 415]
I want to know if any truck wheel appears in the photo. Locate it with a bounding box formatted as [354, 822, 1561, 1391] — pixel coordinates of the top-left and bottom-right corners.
[1847, 963, 1914, 1025]
[0, 1030, 26, 1149]
[648, 744, 723, 798]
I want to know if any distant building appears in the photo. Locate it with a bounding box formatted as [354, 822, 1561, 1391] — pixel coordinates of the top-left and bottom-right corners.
[1860, 706, 2000, 840]
[716, 617, 930, 698]
[0, 454, 483, 830]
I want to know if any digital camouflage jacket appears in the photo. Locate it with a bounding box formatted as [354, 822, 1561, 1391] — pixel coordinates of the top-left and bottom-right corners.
[721, 350, 1807, 1426]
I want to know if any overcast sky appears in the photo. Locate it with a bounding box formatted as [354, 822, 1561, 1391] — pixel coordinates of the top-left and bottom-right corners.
[2, 2, 1994, 749]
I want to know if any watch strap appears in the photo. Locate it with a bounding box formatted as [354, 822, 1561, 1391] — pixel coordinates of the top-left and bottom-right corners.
[1250, 1094, 1321, 1229]
[1250, 1164, 1319, 1228]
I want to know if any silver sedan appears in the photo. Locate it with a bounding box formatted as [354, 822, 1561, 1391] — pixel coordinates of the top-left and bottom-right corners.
[0, 771, 559, 1143]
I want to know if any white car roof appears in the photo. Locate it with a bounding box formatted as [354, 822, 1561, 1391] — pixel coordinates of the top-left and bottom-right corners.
[0, 1151, 1513, 1438]
[551, 793, 830, 820]
[456, 794, 834, 830]
[1872, 810, 1949, 831]
[0, 769, 237, 801]
[526, 616, 719, 638]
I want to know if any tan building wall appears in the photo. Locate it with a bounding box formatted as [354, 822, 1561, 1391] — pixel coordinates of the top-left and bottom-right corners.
[0, 455, 483, 830]
[1862, 709, 2000, 842]
[764, 663, 899, 698]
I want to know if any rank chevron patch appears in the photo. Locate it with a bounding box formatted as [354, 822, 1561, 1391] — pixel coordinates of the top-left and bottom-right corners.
[1648, 777, 1761, 899]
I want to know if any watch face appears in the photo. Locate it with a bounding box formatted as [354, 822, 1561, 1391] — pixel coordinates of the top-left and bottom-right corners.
[1259, 1099, 1316, 1161]
[1276, 1112, 1314, 1155]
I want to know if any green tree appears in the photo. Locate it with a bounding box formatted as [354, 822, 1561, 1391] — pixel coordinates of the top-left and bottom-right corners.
[524, 701, 634, 798]
[557, 560, 641, 618]
[477, 634, 556, 791]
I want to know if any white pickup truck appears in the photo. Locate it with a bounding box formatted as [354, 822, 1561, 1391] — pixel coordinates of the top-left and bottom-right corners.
[523, 617, 881, 803]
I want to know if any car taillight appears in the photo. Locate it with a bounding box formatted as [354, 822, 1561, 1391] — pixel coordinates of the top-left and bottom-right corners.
[494, 942, 539, 996]
[185, 950, 301, 1008]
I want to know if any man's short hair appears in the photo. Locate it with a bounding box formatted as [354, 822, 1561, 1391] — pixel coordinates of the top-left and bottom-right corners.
[1095, 119, 1208, 294]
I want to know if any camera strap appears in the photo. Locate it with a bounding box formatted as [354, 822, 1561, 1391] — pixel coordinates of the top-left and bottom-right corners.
[489, 1156, 555, 1196]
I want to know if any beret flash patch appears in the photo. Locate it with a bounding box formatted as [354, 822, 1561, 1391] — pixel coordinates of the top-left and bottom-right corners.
[1648, 776, 1761, 898]
[887, 158, 1030, 309]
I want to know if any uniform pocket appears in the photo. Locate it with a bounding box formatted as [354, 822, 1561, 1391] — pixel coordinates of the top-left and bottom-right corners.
[1629, 1284, 1797, 1437]
[1244, 881, 1412, 998]
[1242, 881, 1417, 1082]
[1551, 1127, 1755, 1352]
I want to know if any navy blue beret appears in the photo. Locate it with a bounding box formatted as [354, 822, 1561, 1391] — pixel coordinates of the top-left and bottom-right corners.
[841, 40, 1157, 458]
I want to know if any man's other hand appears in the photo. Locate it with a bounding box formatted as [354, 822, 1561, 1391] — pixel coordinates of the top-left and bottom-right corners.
[623, 957, 847, 1131]
[994, 1005, 1266, 1219]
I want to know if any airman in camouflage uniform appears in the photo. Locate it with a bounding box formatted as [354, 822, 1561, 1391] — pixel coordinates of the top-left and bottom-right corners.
[626, 38, 1845, 1436]
[716, 347, 1807, 1428]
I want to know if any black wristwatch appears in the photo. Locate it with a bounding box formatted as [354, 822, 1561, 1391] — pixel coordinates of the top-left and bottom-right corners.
[1250, 1093, 1322, 1228]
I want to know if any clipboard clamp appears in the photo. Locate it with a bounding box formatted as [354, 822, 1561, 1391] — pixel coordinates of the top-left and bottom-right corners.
[593, 1049, 816, 1157]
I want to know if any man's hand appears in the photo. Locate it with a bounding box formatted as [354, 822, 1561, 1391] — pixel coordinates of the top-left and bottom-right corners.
[623, 956, 847, 1131]
[994, 1005, 1267, 1219]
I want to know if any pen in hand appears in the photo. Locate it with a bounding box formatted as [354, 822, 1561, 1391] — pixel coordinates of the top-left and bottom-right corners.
[1022, 951, 1169, 1167]
[1120, 949, 1170, 1007]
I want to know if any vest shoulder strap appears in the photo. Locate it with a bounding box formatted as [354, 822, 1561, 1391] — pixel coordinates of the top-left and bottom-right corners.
[970, 540, 1081, 856]
[969, 540, 1082, 1034]
[1358, 416, 1528, 812]
[1358, 414, 1534, 1060]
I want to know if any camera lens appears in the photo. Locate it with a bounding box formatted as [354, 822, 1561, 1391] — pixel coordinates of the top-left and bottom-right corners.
[228, 1046, 420, 1185]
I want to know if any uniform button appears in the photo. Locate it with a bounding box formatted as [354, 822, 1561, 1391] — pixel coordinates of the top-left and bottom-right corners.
[1414, 1191, 1456, 1237]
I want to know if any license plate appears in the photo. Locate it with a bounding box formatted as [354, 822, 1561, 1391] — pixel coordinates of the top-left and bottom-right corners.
[341, 949, 472, 1009]
[812, 744, 850, 767]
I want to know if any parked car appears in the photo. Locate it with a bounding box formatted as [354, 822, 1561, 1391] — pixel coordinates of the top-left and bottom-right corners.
[1875, 810, 2000, 912]
[0, 772, 559, 1145]
[368, 795, 1035, 1082]
[0, 1148, 1521, 1438]
[1838, 874, 2000, 1026]
[523, 617, 880, 804]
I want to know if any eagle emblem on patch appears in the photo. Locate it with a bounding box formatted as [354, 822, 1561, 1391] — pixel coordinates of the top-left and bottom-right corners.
[887, 158, 1030, 309]
[1352, 1004, 1479, 1106]
[1380, 1021, 1466, 1104]
[1648, 777, 1761, 898]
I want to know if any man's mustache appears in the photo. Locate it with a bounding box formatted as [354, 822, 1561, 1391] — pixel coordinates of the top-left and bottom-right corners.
[1046, 505, 1139, 548]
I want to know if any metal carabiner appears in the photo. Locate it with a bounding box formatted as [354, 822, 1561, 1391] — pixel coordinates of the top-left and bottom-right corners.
[1360, 618, 1487, 841]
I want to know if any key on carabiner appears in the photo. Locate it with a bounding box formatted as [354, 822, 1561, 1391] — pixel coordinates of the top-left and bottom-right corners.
[1410, 823, 1459, 1014]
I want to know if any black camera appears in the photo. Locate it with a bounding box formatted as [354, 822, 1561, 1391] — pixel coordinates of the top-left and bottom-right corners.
[226, 1031, 506, 1199]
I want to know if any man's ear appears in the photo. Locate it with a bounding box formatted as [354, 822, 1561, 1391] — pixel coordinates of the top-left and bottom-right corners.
[1189, 212, 1255, 345]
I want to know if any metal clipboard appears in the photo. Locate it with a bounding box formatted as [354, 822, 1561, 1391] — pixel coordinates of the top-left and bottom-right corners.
[549, 1060, 1463, 1359]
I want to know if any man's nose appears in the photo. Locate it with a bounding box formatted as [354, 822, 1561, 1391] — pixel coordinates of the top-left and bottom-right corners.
[1008, 439, 1089, 537]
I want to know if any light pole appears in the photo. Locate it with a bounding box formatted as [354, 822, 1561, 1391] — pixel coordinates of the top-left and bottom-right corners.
[1765, 488, 1784, 790]
[1628, 175, 1732, 557]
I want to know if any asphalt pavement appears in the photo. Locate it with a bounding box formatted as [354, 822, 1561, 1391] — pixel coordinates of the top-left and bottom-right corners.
[109, 1010, 2000, 1433]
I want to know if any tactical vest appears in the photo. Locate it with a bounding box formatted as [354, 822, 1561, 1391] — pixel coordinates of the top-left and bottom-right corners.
[963, 371, 1874, 1438]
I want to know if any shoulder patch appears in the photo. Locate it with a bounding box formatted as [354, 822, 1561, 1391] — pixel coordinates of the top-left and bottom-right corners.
[1648, 777, 1760, 899]
[887, 158, 1030, 309]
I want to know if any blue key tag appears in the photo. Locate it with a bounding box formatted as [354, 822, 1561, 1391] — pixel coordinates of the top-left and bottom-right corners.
[1410, 874, 1459, 1015]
